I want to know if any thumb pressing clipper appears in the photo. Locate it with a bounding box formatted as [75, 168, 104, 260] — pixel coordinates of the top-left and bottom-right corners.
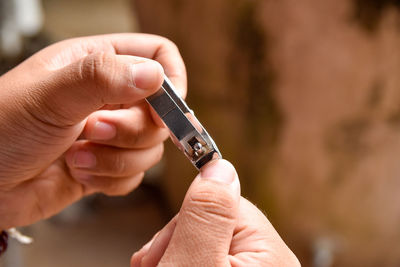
[146, 76, 221, 170]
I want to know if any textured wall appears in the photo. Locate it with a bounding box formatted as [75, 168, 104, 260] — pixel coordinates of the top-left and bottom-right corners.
[133, 0, 400, 266]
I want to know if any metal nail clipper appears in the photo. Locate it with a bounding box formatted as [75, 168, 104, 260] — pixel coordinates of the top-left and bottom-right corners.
[146, 76, 222, 170]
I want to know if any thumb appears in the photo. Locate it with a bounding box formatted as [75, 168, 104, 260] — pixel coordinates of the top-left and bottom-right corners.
[160, 159, 241, 266]
[33, 53, 164, 126]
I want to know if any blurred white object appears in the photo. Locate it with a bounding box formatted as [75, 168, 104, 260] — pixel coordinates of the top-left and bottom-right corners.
[0, 0, 44, 57]
[313, 237, 336, 267]
[8, 228, 33, 245]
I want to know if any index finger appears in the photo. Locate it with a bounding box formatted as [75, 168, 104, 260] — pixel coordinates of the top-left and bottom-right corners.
[229, 197, 300, 266]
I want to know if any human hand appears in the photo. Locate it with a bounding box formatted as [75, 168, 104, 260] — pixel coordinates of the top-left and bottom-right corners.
[0, 34, 186, 230]
[131, 160, 300, 266]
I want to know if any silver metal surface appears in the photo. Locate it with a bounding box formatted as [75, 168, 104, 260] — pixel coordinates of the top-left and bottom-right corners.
[146, 76, 221, 170]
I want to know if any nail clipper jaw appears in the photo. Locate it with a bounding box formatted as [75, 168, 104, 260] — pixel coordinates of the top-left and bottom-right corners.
[146, 76, 222, 170]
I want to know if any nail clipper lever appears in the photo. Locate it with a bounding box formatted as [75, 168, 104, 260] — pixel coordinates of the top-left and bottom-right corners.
[146, 76, 221, 170]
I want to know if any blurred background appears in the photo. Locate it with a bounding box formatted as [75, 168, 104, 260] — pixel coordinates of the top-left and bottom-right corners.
[1, 0, 400, 266]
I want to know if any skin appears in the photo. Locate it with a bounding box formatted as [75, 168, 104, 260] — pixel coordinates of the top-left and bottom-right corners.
[131, 160, 301, 267]
[0, 33, 299, 265]
[0, 33, 187, 229]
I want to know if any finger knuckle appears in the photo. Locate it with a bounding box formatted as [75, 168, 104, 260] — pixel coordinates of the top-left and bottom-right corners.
[126, 119, 145, 147]
[79, 53, 116, 101]
[111, 152, 127, 175]
[79, 53, 102, 81]
[185, 187, 236, 224]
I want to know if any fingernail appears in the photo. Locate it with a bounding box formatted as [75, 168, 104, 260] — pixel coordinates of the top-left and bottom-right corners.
[90, 121, 116, 140]
[73, 150, 96, 169]
[200, 159, 236, 185]
[131, 61, 164, 90]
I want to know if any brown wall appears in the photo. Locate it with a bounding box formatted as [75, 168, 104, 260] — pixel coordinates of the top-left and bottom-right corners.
[133, 0, 400, 266]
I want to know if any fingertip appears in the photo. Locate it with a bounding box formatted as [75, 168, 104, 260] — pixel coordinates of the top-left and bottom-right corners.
[200, 159, 238, 185]
[131, 60, 164, 91]
[200, 159, 236, 179]
[198, 159, 241, 198]
[88, 120, 117, 141]
[167, 75, 187, 99]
